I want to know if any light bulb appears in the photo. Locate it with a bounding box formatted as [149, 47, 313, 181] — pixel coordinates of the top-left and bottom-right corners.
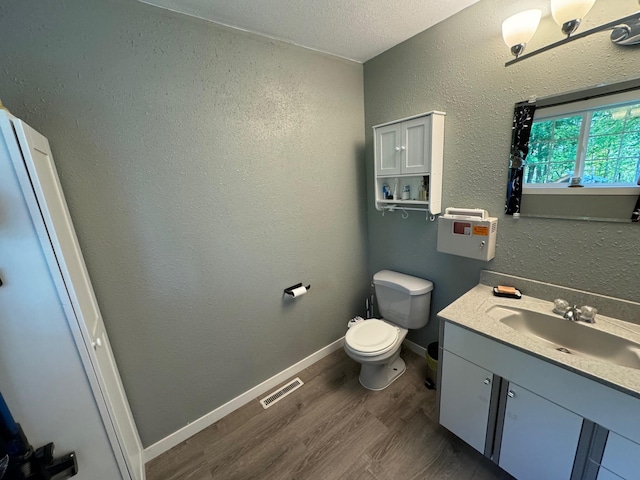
[551, 0, 595, 36]
[502, 10, 542, 57]
[551, 0, 596, 25]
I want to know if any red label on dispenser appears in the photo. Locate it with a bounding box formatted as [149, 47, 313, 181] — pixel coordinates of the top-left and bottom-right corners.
[453, 222, 472, 235]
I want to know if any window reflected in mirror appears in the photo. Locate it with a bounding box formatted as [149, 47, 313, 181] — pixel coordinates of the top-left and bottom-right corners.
[510, 80, 640, 222]
[527, 98, 640, 187]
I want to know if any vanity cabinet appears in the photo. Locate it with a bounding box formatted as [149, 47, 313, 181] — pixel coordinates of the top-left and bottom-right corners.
[439, 320, 640, 480]
[439, 347, 582, 480]
[373, 111, 444, 215]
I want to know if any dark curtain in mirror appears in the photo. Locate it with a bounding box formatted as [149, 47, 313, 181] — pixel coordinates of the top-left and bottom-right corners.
[505, 101, 536, 215]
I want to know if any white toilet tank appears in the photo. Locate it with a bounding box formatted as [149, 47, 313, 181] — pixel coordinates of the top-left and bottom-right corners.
[373, 270, 433, 329]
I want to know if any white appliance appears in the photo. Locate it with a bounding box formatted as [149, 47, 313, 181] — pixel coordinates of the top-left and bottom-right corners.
[437, 208, 498, 261]
[0, 110, 144, 480]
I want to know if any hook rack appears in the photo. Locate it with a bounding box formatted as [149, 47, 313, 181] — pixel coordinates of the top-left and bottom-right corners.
[380, 205, 438, 222]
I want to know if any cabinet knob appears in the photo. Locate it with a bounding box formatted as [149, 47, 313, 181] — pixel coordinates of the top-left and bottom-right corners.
[401, 146, 406, 150]
[507, 390, 515, 398]
[483, 378, 491, 385]
[92, 337, 103, 349]
[395, 147, 401, 151]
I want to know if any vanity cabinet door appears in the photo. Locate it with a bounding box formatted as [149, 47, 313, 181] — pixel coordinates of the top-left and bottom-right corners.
[599, 431, 640, 480]
[439, 350, 493, 454]
[499, 382, 582, 480]
[596, 467, 625, 480]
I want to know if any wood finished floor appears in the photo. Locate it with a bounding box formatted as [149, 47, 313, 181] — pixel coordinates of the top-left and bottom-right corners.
[146, 347, 514, 480]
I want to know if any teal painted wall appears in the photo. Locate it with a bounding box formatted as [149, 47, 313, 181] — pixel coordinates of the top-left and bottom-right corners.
[0, 0, 367, 446]
[364, 0, 640, 347]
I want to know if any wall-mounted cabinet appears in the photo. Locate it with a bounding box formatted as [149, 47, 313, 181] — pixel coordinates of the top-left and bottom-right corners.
[373, 111, 445, 216]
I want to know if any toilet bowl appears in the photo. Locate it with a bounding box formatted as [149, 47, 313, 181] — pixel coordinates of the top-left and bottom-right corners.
[344, 270, 433, 391]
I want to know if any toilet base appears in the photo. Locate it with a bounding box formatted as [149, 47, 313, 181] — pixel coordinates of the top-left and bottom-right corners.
[358, 351, 406, 391]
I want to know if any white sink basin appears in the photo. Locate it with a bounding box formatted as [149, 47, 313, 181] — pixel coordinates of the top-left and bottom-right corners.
[486, 305, 640, 370]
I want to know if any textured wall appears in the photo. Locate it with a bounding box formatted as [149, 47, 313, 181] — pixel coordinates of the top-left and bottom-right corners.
[0, 0, 367, 446]
[364, 0, 640, 348]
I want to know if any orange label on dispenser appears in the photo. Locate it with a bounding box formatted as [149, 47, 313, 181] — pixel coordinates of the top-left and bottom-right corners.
[473, 225, 489, 236]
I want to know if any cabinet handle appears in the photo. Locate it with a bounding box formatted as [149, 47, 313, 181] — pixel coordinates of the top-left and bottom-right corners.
[507, 390, 515, 398]
[483, 378, 491, 385]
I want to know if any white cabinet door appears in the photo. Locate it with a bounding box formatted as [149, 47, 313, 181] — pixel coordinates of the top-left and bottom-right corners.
[499, 382, 582, 480]
[402, 116, 431, 175]
[597, 466, 625, 480]
[439, 350, 493, 453]
[600, 432, 640, 480]
[375, 123, 402, 176]
[13, 119, 144, 480]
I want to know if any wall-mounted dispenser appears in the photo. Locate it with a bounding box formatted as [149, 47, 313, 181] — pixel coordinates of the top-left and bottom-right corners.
[437, 208, 497, 261]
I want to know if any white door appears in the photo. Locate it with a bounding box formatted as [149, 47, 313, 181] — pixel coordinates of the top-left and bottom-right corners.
[11, 119, 144, 480]
[402, 116, 431, 175]
[596, 466, 625, 480]
[375, 123, 402, 176]
[600, 432, 640, 480]
[499, 382, 582, 480]
[439, 350, 493, 454]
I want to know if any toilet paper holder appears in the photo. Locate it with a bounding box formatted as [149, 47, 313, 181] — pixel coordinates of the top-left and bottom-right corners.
[284, 283, 311, 296]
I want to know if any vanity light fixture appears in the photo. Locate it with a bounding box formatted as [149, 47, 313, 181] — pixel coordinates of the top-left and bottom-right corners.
[502, 10, 542, 59]
[551, 0, 596, 37]
[503, 1, 640, 66]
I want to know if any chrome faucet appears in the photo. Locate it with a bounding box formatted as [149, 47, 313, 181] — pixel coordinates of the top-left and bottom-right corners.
[563, 305, 582, 321]
[558, 303, 597, 323]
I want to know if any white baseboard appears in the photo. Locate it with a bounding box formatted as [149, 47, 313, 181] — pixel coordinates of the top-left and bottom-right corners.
[143, 336, 345, 462]
[403, 338, 427, 359]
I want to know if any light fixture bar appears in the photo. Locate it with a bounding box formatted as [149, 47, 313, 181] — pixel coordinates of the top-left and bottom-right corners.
[506, 11, 640, 67]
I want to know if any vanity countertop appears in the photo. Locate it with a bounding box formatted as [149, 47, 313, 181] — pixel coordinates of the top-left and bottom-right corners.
[438, 284, 640, 400]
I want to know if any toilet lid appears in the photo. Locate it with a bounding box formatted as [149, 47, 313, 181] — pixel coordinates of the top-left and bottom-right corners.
[345, 319, 399, 356]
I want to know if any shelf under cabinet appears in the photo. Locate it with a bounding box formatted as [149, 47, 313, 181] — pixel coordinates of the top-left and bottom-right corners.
[377, 173, 431, 179]
[377, 199, 429, 206]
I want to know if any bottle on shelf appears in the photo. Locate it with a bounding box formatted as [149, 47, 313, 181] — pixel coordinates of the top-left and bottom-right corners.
[418, 177, 427, 201]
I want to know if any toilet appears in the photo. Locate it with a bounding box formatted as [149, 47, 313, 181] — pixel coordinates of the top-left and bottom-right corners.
[344, 270, 433, 391]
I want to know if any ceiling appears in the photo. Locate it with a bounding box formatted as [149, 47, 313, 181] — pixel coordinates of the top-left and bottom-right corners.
[138, 0, 482, 63]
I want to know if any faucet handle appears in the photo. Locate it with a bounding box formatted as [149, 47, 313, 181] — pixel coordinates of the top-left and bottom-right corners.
[579, 305, 597, 323]
[553, 299, 570, 315]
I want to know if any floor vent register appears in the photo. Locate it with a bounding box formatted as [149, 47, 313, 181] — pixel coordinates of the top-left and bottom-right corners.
[259, 377, 304, 409]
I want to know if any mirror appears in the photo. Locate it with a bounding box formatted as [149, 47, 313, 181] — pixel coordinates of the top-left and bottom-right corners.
[508, 78, 640, 223]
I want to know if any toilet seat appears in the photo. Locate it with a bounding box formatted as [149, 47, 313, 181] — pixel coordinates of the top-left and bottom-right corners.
[345, 319, 400, 356]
